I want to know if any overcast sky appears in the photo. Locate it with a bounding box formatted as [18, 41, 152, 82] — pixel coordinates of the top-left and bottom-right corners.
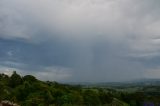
[0, 0, 160, 82]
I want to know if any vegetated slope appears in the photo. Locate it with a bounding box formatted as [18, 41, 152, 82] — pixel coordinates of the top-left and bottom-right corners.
[0, 71, 124, 106]
[0, 71, 160, 106]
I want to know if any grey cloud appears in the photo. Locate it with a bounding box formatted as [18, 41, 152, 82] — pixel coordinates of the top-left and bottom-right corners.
[0, 0, 160, 81]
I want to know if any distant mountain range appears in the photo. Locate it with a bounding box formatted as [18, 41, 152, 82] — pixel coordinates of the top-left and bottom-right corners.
[66, 78, 160, 87]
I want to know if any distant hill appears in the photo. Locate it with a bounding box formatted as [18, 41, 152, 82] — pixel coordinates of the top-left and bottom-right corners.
[68, 78, 160, 87]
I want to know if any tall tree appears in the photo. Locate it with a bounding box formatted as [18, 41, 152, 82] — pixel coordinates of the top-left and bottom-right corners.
[9, 71, 22, 88]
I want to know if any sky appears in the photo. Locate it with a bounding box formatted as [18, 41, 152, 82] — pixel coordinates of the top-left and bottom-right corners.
[0, 0, 160, 82]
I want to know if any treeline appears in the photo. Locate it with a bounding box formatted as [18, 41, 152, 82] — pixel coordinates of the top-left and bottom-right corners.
[0, 71, 160, 106]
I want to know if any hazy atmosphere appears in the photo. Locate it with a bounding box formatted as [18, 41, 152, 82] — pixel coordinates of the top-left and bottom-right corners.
[0, 0, 160, 82]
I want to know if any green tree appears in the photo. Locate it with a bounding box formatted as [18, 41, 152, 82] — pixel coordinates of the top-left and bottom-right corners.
[0, 73, 9, 85]
[99, 90, 113, 104]
[23, 75, 37, 82]
[83, 90, 101, 105]
[9, 71, 22, 88]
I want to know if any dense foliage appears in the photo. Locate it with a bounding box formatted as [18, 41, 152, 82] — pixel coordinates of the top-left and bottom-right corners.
[0, 72, 160, 106]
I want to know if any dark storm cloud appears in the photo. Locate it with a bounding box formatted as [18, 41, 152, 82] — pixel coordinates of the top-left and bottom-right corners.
[0, 0, 160, 81]
[0, 37, 74, 69]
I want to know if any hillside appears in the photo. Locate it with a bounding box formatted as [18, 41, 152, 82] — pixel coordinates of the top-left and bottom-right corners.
[0, 71, 160, 106]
